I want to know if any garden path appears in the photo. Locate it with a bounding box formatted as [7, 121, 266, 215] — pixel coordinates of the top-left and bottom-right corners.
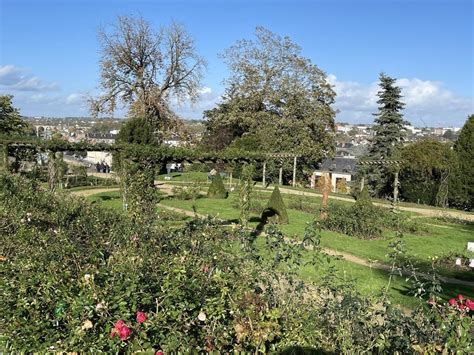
[70, 187, 474, 288]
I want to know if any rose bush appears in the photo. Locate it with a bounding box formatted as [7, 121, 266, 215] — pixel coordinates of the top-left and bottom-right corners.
[0, 173, 472, 352]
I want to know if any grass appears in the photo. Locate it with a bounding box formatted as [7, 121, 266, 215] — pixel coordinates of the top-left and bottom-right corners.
[84, 188, 474, 307]
[156, 171, 210, 182]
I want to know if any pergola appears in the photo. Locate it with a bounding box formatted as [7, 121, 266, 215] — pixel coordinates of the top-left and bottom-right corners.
[263, 152, 300, 187]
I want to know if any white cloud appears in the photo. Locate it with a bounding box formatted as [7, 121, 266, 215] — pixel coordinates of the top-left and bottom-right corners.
[172, 86, 223, 119]
[329, 75, 473, 127]
[0, 65, 59, 92]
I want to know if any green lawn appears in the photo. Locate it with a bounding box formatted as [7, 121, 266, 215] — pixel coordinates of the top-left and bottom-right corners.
[85, 189, 474, 307]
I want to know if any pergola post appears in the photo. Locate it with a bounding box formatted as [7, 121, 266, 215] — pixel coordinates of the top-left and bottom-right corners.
[262, 161, 266, 188]
[392, 169, 399, 208]
[292, 155, 297, 187]
[279, 166, 283, 185]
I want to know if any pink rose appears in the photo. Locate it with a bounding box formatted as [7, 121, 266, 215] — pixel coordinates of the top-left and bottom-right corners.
[115, 320, 125, 330]
[448, 298, 457, 306]
[136, 311, 147, 324]
[119, 325, 132, 341]
[155, 351, 164, 355]
[465, 299, 474, 311]
[457, 294, 464, 302]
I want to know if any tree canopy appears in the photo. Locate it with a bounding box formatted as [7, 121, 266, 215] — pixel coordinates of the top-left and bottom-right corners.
[90, 16, 206, 141]
[399, 139, 456, 206]
[450, 114, 474, 210]
[203, 27, 336, 169]
[0, 95, 26, 136]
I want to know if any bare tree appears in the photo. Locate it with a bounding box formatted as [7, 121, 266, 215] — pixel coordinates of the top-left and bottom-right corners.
[90, 16, 206, 136]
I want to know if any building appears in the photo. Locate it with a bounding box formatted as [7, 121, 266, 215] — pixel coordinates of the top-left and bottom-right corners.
[86, 133, 117, 144]
[310, 157, 358, 193]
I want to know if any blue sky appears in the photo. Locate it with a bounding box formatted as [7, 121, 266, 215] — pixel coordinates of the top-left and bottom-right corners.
[0, 0, 473, 127]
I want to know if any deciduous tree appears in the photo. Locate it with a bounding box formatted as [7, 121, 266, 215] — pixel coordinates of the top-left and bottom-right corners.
[204, 27, 336, 173]
[90, 16, 206, 142]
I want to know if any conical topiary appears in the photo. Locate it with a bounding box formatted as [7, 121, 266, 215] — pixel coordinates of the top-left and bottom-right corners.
[207, 173, 228, 199]
[261, 186, 289, 224]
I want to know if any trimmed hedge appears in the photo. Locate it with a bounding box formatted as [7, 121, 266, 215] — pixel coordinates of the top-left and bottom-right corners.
[261, 186, 289, 224]
[207, 173, 228, 199]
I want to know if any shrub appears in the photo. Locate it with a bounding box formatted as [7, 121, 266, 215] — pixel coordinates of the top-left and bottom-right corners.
[207, 173, 228, 199]
[288, 196, 318, 214]
[321, 198, 423, 239]
[261, 186, 289, 224]
[172, 184, 201, 200]
[0, 172, 472, 353]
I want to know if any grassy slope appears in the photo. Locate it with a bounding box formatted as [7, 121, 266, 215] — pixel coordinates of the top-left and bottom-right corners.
[86, 190, 474, 306]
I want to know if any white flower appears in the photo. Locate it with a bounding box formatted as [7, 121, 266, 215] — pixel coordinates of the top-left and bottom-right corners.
[81, 320, 93, 330]
[198, 311, 207, 322]
[95, 301, 106, 311]
[84, 274, 91, 283]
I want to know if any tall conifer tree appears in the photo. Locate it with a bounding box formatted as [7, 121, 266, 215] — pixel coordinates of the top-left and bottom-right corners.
[366, 73, 408, 197]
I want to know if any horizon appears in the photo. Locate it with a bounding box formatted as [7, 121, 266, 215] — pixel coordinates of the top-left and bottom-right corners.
[1, 0, 473, 127]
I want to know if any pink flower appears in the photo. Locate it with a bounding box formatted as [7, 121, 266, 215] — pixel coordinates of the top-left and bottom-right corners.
[115, 320, 125, 330]
[465, 299, 474, 311]
[448, 298, 457, 306]
[458, 303, 466, 311]
[119, 325, 132, 341]
[155, 351, 164, 355]
[136, 311, 147, 324]
[457, 294, 464, 302]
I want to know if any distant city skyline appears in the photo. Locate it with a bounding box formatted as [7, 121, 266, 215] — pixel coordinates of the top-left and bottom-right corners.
[0, 0, 473, 127]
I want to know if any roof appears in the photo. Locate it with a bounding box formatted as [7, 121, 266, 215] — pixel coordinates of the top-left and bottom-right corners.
[86, 133, 117, 139]
[316, 157, 358, 174]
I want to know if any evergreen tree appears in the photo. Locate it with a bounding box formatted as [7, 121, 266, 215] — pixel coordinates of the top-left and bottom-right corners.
[366, 73, 408, 197]
[207, 173, 228, 199]
[450, 115, 474, 210]
[0, 95, 26, 136]
[261, 186, 289, 224]
[116, 117, 155, 144]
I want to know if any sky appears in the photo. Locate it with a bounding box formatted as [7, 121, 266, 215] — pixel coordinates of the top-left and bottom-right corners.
[0, 0, 473, 127]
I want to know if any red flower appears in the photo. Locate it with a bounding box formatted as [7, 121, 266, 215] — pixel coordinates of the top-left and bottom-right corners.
[465, 299, 474, 311]
[115, 320, 125, 330]
[457, 294, 464, 302]
[448, 298, 457, 306]
[136, 311, 147, 324]
[119, 325, 132, 341]
[155, 351, 164, 355]
[458, 303, 466, 311]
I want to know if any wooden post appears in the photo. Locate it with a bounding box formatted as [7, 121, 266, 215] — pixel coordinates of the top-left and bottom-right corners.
[360, 175, 365, 191]
[262, 161, 266, 187]
[392, 169, 399, 209]
[279, 166, 283, 185]
[320, 172, 330, 220]
[292, 156, 297, 187]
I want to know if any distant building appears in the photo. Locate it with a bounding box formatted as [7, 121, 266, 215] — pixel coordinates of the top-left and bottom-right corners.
[86, 133, 117, 144]
[310, 157, 358, 193]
